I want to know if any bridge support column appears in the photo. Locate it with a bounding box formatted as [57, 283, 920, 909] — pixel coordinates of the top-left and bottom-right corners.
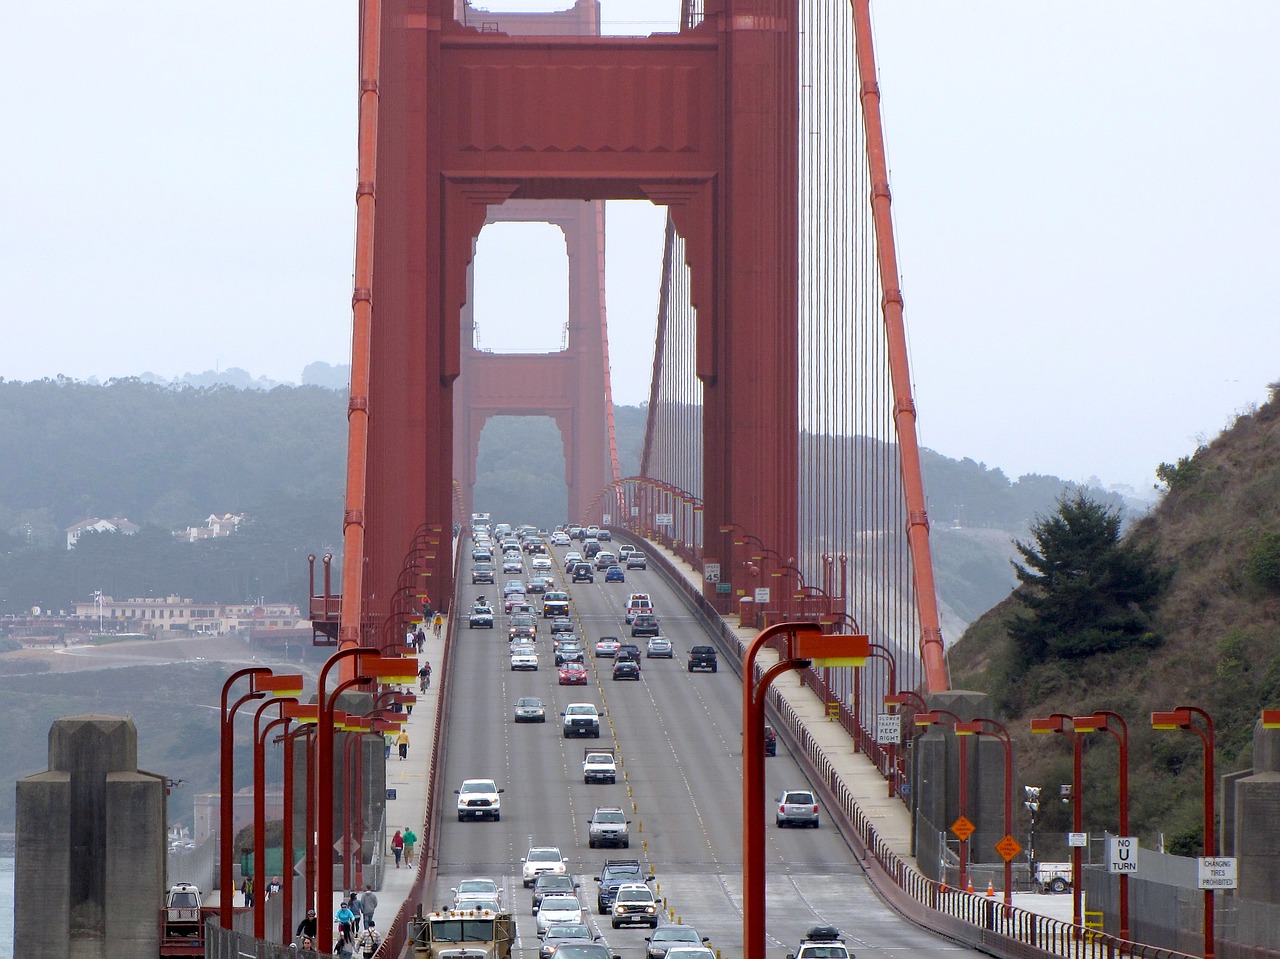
[15, 715, 166, 959]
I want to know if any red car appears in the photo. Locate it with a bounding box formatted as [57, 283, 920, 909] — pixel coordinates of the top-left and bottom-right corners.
[558, 662, 589, 685]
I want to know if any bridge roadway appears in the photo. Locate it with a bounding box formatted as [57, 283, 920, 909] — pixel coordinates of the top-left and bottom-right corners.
[431, 540, 975, 959]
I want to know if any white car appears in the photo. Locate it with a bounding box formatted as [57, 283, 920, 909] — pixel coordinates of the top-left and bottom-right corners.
[455, 779, 504, 821]
[535, 894, 584, 934]
[551, 531, 572, 546]
[452, 877, 501, 908]
[531, 554, 554, 572]
[511, 644, 539, 671]
[522, 846, 569, 887]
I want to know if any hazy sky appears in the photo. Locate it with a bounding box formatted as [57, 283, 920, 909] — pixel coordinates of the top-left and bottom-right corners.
[1, 2, 1276, 493]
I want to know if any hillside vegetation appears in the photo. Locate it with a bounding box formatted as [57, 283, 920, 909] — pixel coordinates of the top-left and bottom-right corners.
[949, 386, 1280, 857]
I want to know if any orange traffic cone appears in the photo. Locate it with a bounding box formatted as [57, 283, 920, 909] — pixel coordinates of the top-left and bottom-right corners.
[986, 880, 995, 897]
[966, 879, 974, 894]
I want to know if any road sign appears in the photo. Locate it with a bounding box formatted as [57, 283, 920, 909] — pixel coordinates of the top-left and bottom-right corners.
[996, 835, 1023, 862]
[1198, 857, 1237, 889]
[655, 512, 673, 527]
[704, 562, 721, 583]
[1108, 836, 1138, 874]
[716, 583, 732, 594]
[754, 587, 771, 603]
[951, 816, 975, 840]
[602, 513, 612, 525]
[630, 506, 639, 517]
[1068, 832, 1088, 847]
[876, 713, 901, 745]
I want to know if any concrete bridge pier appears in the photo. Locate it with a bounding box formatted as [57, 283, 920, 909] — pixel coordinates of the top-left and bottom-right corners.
[1222, 720, 1280, 903]
[15, 715, 167, 959]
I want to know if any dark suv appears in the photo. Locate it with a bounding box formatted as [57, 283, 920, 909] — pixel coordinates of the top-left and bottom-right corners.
[594, 859, 652, 914]
[764, 723, 777, 756]
[688, 645, 718, 672]
[612, 658, 640, 681]
[572, 563, 595, 583]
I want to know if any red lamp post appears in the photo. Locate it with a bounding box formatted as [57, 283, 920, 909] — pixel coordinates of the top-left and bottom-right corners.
[1152, 706, 1217, 959]
[1031, 713, 1084, 929]
[883, 689, 927, 801]
[955, 718, 1015, 907]
[315, 649, 415, 952]
[913, 708, 969, 890]
[276, 711, 316, 945]
[1072, 711, 1131, 940]
[251, 695, 298, 939]
[743, 623, 868, 959]
[857, 643, 897, 790]
[219, 668, 300, 928]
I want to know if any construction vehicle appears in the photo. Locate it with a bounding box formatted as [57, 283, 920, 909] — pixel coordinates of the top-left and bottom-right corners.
[408, 907, 515, 959]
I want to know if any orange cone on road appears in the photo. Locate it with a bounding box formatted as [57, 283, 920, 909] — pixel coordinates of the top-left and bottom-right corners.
[986, 880, 995, 897]
[966, 879, 974, 893]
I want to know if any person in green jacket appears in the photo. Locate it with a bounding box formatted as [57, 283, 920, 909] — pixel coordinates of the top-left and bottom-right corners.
[402, 826, 418, 863]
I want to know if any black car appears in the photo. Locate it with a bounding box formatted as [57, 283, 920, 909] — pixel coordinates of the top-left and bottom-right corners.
[688, 645, 718, 672]
[471, 563, 495, 585]
[531, 873, 579, 913]
[612, 659, 640, 681]
[763, 723, 777, 756]
[630, 614, 659, 638]
[572, 563, 595, 583]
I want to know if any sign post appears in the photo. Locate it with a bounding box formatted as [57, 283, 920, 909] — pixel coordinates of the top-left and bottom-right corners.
[754, 587, 771, 604]
[1198, 857, 1238, 889]
[876, 713, 901, 745]
[704, 563, 721, 583]
[1108, 837, 1139, 874]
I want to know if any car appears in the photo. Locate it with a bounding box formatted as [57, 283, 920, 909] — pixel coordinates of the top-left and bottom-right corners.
[550, 617, 576, 634]
[562, 703, 602, 738]
[510, 644, 539, 671]
[452, 877, 501, 908]
[509, 602, 536, 617]
[594, 551, 618, 571]
[527, 576, 552, 594]
[503, 558, 525, 574]
[596, 528, 611, 542]
[617, 643, 641, 661]
[509, 613, 538, 641]
[645, 637, 673, 658]
[612, 658, 640, 681]
[611, 884, 659, 928]
[588, 807, 631, 849]
[472, 547, 493, 563]
[540, 923, 598, 959]
[626, 552, 648, 570]
[583, 538, 602, 558]
[522, 846, 569, 887]
[764, 723, 777, 756]
[555, 642, 586, 666]
[572, 563, 595, 583]
[645, 926, 709, 959]
[505, 593, 530, 614]
[568, 526, 584, 540]
[594, 636, 621, 657]
[504, 579, 529, 595]
[514, 697, 548, 723]
[618, 544, 635, 559]
[688, 645, 718, 672]
[532, 873, 580, 913]
[536, 894, 584, 934]
[551, 531, 572, 547]
[787, 926, 852, 959]
[469, 605, 495, 629]
[564, 552, 584, 573]
[624, 595, 653, 624]
[455, 779, 504, 821]
[776, 788, 820, 828]
[594, 860, 651, 915]
[559, 662, 589, 685]
[630, 614, 659, 638]
[604, 565, 626, 583]
[665, 950, 715, 959]
[551, 944, 617, 959]
[472, 563, 496, 585]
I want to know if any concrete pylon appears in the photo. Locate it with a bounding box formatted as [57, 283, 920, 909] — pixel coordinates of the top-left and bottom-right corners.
[15, 714, 167, 959]
[1223, 721, 1280, 903]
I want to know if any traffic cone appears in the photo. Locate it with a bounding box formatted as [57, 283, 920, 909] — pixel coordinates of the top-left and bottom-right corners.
[939, 880, 948, 894]
[966, 879, 974, 894]
[986, 880, 995, 897]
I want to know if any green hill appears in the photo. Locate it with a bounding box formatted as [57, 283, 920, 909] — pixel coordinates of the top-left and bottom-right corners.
[948, 384, 1280, 857]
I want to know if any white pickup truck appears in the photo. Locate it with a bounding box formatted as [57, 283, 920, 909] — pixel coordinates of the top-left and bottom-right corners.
[583, 748, 617, 784]
[1032, 861, 1072, 893]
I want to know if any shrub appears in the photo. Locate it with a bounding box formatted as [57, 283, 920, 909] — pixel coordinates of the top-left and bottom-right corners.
[1248, 532, 1280, 590]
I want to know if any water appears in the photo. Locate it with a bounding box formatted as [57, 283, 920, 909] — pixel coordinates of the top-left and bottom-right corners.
[0, 857, 12, 959]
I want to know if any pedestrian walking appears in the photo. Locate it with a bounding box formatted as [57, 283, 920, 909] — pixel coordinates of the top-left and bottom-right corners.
[416, 626, 426, 651]
[240, 875, 254, 908]
[266, 875, 282, 900]
[391, 829, 404, 868]
[384, 731, 393, 760]
[396, 728, 410, 761]
[358, 885, 378, 928]
[357, 919, 382, 958]
[403, 826, 418, 863]
[347, 892, 361, 934]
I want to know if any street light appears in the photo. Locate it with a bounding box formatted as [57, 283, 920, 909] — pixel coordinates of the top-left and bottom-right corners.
[218, 668, 270, 928]
[252, 697, 299, 939]
[955, 718, 1015, 908]
[315, 648, 416, 952]
[1031, 713, 1084, 929]
[1151, 706, 1217, 959]
[1073, 711, 1131, 941]
[743, 623, 867, 959]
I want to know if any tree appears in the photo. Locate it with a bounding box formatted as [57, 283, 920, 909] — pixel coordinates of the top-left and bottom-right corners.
[1009, 492, 1165, 664]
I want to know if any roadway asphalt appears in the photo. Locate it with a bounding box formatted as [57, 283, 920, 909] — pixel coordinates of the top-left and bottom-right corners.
[431, 538, 980, 959]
